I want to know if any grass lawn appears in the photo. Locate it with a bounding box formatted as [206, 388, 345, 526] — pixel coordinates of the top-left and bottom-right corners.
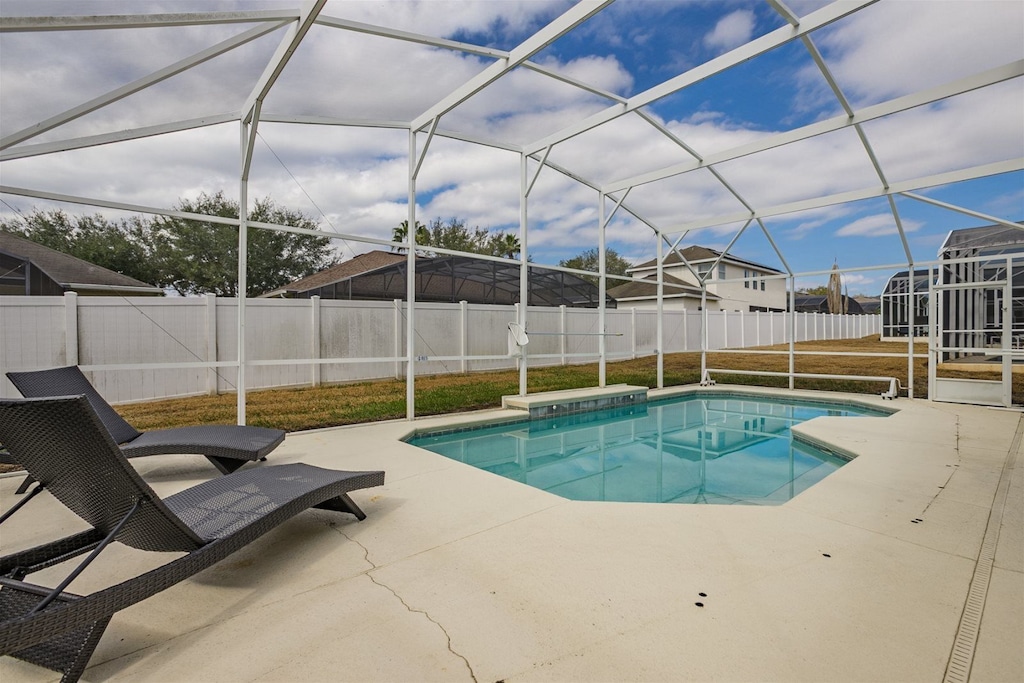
[116, 336, 1023, 433]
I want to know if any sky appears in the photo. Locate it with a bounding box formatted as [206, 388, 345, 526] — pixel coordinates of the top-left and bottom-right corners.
[0, 0, 1022, 296]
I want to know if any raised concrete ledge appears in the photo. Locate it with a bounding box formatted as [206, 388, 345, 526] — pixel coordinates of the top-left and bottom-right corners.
[501, 384, 648, 418]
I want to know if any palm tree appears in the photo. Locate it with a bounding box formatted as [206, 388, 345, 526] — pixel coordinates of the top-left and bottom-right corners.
[391, 220, 426, 253]
[499, 232, 521, 259]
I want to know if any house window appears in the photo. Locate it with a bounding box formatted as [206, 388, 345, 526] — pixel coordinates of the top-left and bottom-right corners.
[760, 279, 765, 291]
[744, 269, 750, 288]
[697, 263, 710, 279]
[718, 263, 726, 280]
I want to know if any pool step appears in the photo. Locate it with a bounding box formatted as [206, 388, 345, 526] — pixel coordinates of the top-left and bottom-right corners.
[502, 385, 648, 419]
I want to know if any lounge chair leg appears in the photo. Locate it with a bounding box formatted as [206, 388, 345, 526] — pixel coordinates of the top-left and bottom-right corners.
[14, 475, 35, 495]
[205, 455, 247, 475]
[315, 493, 367, 521]
[0, 584, 111, 683]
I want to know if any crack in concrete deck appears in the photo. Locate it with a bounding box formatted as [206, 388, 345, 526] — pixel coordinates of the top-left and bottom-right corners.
[330, 524, 479, 683]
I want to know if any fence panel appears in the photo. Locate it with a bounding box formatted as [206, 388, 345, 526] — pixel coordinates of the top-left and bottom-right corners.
[1, 294, 885, 402]
[0, 297, 66, 397]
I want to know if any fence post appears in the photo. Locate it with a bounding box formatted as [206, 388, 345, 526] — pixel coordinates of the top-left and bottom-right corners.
[311, 295, 321, 387]
[393, 299, 402, 380]
[739, 309, 745, 348]
[460, 300, 468, 373]
[755, 310, 760, 346]
[64, 291, 78, 367]
[631, 307, 637, 359]
[560, 304, 567, 365]
[205, 294, 218, 395]
[722, 309, 728, 349]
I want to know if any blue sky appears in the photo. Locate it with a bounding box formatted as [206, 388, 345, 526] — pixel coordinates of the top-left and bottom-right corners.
[0, 0, 1021, 296]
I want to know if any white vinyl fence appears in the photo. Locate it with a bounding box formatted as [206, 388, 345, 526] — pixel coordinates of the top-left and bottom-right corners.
[1, 293, 880, 404]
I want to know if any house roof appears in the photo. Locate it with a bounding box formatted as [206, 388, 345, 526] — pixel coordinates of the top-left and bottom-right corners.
[262, 250, 407, 296]
[0, 231, 161, 294]
[629, 246, 783, 275]
[263, 250, 612, 308]
[607, 273, 718, 301]
[939, 224, 1024, 257]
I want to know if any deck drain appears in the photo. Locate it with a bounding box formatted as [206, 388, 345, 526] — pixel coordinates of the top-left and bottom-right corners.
[822, 553, 831, 558]
[698, 592, 707, 597]
[694, 602, 704, 607]
[942, 414, 1022, 683]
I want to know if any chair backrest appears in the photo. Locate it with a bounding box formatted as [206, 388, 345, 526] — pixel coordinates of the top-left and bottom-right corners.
[0, 396, 205, 553]
[7, 366, 142, 445]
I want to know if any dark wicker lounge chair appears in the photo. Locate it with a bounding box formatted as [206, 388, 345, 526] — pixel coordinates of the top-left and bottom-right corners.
[0, 395, 384, 682]
[7, 365, 285, 488]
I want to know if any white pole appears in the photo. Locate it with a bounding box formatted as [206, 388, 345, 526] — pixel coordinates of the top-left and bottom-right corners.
[788, 277, 796, 390]
[519, 153, 529, 396]
[237, 123, 248, 426]
[311, 295, 321, 387]
[460, 299, 468, 374]
[656, 235, 664, 388]
[406, 130, 417, 419]
[598, 191, 607, 388]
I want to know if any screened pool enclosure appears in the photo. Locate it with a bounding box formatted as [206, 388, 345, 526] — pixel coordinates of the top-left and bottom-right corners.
[1, 0, 1022, 414]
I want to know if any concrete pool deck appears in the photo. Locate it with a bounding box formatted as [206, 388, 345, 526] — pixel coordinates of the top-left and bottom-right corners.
[1, 387, 1021, 682]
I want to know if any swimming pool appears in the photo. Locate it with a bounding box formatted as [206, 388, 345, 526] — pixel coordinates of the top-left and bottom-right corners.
[407, 393, 892, 505]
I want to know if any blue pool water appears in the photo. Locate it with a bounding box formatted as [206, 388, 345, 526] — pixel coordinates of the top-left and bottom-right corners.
[407, 394, 892, 505]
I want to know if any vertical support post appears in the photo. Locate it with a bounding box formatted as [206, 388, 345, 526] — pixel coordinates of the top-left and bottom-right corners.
[907, 261, 915, 399]
[406, 130, 417, 419]
[631, 307, 637, 360]
[64, 291, 79, 367]
[739, 309, 745, 348]
[788, 276, 796, 390]
[519, 154, 529, 396]
[237, 125, 248, 426]
[928, 266, 937, 401]
[460, 299, 468, 374]
[393, 299, 402, 380]
[560, 304, 567, 366]
[311, 295, 321, 387]
[722, 309, 728, 348]
[700, 285, 708, 378]
[656, 235, 664, 388]
[1002, 255, 1012, 407]
[598, 191, 607, 388]
[205, 293, 217, 395]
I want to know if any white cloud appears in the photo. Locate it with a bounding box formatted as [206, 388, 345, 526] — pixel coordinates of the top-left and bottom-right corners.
[816, 0, 1024, 105]
[703, 10, 755, 52]
[835, 214, 922, 238]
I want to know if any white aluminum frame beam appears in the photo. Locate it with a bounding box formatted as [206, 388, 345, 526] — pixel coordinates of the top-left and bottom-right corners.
[525, 0, 879, 156]
[410, 0, 614, 132]
[240, 0, 327, 179]
[0, 10, 300, 32]
[0, 21, 286, 151]
[661, 159, 1024, 234]
[603, 61, 1023, 194]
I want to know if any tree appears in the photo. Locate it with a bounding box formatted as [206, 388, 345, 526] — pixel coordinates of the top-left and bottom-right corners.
[559, 247, 633, 285]
[798, 285, 829, 295]
[0, 209, 160, 285]
[391, 217, 521, 258]
[391, 220, 427, 252]
[150, 192, 338, 297]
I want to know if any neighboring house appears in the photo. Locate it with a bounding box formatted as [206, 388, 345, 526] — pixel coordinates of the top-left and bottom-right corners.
[607, 272, 720, 310]
[854, 296, 880, 314]
[622, 246, 786, 311]
[262, 250, 613, 308]
[791, 295, 865, 315]
[0, 232, 162, 296]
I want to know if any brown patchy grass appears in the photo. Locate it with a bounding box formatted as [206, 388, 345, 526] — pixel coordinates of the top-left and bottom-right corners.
[109, 335, 1020, 433]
